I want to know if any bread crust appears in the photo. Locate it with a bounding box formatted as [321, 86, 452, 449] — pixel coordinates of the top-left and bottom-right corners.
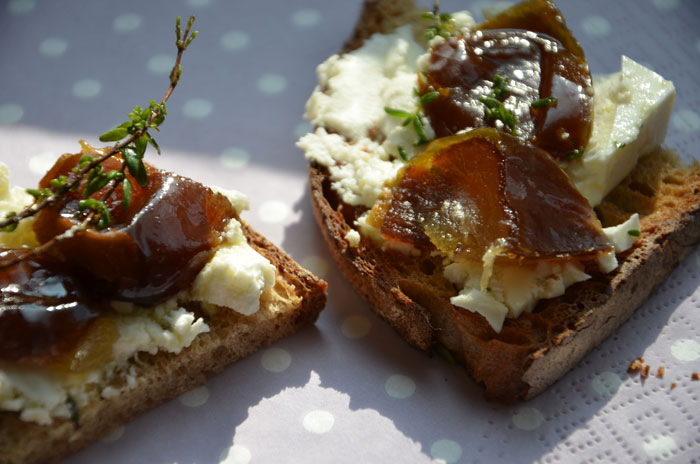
[306, 0, 700, 401]
[0, 221, 327, 464]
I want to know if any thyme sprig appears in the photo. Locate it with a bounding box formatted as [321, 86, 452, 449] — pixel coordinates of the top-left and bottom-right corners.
[0, 16, 198, 269]
[422, 1, 455, 40]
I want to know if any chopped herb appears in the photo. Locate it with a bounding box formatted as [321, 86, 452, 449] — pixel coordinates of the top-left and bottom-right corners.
[433, 343, 455, 365]
[492, 74, 508, 101]
[486, 287, 492, 292]
[565, 148, 584, 160]
[615, 141, 627, 149]
[479, 95, 519, 134]
[477, 74, 519, 135]
[397, 145, 409, 161]
[384, 89, 436, 146]
[384, 107, 413, 119]
[66, 395, 80, 428]
[420, 91, 440, 106]
[627, 229, 641, 237]
[531, 97, 558, 109]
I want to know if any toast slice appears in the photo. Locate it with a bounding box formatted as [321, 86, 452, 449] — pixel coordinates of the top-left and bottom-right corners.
[306, 0, 700, 400]
[0, 209, 326, 463]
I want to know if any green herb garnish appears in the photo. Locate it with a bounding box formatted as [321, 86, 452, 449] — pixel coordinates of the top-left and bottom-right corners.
[565, 148, 584, 160]
[0, 16, 198, 270]
[478, 74, 519, 135]
[433, 343, 455, 365]
[627, 229, 641, 237]
[397, 145, 409, 161]
[615, 141, 627, 149]
[531, 97, 558, 109]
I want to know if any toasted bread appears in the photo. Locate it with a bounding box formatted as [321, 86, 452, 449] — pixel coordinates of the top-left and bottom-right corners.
[306, 0, 700, 401]
[0, 219, 327, 464]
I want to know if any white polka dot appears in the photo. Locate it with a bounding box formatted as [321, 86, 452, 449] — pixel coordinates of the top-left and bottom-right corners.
[591, 371, 622, 398]
[221, 30, 250, 51]
[183, 98, 213, 120]
[512, 406, 544, 431]
[100, 425, 125, 443]
[672, 109, 700, 133]
[257, 74, 287, 95]
[147, 54, 175, 75]
[341, 315, 372, 339]
[430, 439, 462, 464]
[300, 256, 328, 278]
[113, 13, 143, 32]
[39, 38, 68, 57]
[258, 200, 290, 223]
[302, 410, 335, 434]
[72, 79, 102, 99]
[581, 16, 610, 37]
[186, 0, 212, 7]
[643, 434, 677, 460]
[670, 338, 700, 361]
[651, 0, 679, 10]
[294, 121, 313, 139]
[178, 386, 209, 407]
[28, 152, 58, 174]
[261, 347, 291, 372]
[8, 0, 35, 15]
[292, 9, 321, 28]
[385, 374, 416, 399]
[220, 444, 252, 464]
[220, 147, 250, 169]
[0, 104, 24, 124]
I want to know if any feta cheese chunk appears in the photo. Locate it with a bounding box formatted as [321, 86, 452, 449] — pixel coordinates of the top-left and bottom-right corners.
[568, 56, 675, 206]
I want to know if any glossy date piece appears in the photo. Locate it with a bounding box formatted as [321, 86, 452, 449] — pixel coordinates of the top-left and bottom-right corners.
[0, 249, 114, 370]
[421, 0, 592, 159]
[33, 153, 237, 304]
[370, 129, 611, 263]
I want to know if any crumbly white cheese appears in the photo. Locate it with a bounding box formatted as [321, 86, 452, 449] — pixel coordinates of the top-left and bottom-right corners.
[299, 128, 403, 207]
[0, 166, 275, 424]
[299, 25, 438, 208]
[0, 300, 209, 425]
[345, 228, 361, 248]
[191, 219, 276, 315]
[0, 162, 39, 248]
[568, 56, 675, 206]
[446, 259, 591, 332]
[604, 213, 641, 253]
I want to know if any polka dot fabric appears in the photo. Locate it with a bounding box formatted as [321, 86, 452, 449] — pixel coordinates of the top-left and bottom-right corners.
[0, 0, 699, 463]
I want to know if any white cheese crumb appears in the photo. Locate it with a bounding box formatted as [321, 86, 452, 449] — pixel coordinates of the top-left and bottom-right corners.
[191, 219, 276, 315]
[345, 229, 361, 247]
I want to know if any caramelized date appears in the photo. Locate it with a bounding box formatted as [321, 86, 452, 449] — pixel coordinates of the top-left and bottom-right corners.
[0, 250, 96, 366]
[420, 0, 592, 159]
[33, 153, 237, 304]
[368, 129, 611, 263]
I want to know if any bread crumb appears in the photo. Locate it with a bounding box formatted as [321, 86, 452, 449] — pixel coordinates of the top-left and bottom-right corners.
[692, 373, 699, 381]
[627, 357, 645, 374]
[642, 364, 650, 380]
[656, 366, 664, 378]
[671, 382, 677, 389]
